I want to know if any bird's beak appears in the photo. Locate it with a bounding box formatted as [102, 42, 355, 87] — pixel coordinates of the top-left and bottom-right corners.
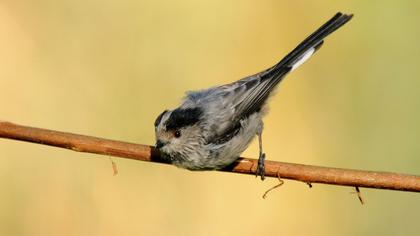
[155, 140, 165, 149]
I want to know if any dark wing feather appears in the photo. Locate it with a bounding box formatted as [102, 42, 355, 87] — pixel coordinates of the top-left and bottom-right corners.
[210, 13, 353, 144]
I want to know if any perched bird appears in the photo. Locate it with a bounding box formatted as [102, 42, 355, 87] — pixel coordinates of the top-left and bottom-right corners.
[154, 12, 353, 180]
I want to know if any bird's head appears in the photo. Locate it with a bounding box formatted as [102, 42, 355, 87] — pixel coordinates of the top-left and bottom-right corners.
[154, 107, 204, 161]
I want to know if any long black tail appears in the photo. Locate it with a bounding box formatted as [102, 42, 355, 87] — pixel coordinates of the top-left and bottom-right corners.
[262, 12, 353, 80]
[234, 13, 352, 121]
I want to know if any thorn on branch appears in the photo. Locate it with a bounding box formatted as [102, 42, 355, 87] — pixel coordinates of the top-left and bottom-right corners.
[351, 186, 365, 205]
[306, 182, 313, 188]
[109, 157, 118, 176]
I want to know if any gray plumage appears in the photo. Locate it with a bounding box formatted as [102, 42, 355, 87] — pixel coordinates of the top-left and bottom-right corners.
[154, 12, 353, 179]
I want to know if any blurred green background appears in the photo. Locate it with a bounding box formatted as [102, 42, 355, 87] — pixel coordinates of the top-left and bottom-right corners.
[1, 0, 419, 235]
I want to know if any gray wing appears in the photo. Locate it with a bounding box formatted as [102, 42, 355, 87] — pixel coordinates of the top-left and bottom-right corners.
[184, 12, 353, 143]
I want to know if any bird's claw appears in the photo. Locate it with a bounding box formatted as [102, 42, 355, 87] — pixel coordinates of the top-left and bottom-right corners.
[256, 153, 266, 180]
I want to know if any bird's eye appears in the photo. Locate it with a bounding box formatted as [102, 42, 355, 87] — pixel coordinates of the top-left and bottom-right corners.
[174, 130, 181, 138]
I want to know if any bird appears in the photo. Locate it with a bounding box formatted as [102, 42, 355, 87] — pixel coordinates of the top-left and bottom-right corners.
[154, 12, 353, 180]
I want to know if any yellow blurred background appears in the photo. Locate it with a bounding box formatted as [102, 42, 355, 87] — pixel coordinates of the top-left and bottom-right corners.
[1, 0, 419, 235]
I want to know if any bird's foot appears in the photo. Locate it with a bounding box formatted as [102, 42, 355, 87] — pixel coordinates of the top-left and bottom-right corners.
[256, 153, 266, 181]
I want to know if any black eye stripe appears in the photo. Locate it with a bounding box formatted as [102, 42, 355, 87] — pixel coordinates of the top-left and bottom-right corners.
[154, 110, 168, 127]
[165, 107, 202, 130]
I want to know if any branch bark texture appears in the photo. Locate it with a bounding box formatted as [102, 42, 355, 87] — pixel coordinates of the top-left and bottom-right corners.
[0, 121, 419, 192]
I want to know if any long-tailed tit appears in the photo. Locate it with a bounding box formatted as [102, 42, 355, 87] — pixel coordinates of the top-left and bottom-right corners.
[154, 12, 353, 179]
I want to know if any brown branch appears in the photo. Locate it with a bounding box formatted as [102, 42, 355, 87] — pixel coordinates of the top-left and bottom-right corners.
[0, 121, 419, 192]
